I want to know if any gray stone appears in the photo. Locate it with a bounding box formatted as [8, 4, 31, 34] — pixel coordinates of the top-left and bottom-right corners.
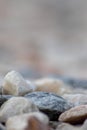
[24, 92, 72, 121]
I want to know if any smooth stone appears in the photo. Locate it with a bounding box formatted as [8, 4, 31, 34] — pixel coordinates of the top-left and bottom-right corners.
[3, 70, 34, 96]
[34, 78, 71, 96]
[0, 97, 39, 122]
[6, 112, 49, 130]
[56, 123, 80, 130]
[63, 94, 87, 106]
[24, 92, 72, 121]
[59, 105, 87, 124]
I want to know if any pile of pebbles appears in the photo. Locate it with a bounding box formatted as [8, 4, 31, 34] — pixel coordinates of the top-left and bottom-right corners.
[0, 71, 87, 130]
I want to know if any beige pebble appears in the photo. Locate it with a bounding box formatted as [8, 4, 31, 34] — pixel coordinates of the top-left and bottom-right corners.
[6, 112, 49, 130]
[3, 70, 34, 96]
[34, 78, 71, 96]
[0, 97, 38, 122]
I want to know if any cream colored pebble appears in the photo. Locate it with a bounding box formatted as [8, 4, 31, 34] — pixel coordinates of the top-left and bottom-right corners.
[3, 70, 34, 96]
[34, 78, 71, 96]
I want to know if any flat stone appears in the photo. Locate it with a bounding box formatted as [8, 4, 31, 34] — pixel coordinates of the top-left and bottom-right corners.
[63, 94, 87, 106]
[25, 92, 72, 121]
[2, 71, 34, 96]
[34, 78, 71, 96]
[0, 97, 39, 122]
[59, 105, 87, 124]
[6, 112, 49, 130]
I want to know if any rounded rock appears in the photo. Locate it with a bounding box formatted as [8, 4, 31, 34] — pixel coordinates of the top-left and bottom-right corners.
[0, 97, 39, 122]
[25, 92, 72, 121]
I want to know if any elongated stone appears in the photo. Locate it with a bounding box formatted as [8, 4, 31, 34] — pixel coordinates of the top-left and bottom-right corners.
[25, 92, 72, 121]
[59, 105, 87, 124]
[34, 78, 71, 96]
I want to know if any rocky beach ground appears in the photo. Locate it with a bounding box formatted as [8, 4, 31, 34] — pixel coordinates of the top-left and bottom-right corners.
[0, 70, 87, 130]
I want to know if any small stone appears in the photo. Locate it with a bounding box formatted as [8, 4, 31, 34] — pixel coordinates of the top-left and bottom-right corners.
[63, 94, 87, 106]
[34, 78, 71, 96]
[6, 112, 49, 130]
[56, 123, 79, 130]
[0, 97, 38, 122]
[3, 70, 34, 96]
[59, 105, 87, 124]
[25, 92, 72, 121]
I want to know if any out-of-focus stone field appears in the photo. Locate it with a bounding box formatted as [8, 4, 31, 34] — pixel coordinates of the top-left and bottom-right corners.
[0, 0, 87, 78]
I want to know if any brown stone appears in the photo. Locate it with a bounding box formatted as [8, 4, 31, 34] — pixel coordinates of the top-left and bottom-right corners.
[59, 105, 87, 124]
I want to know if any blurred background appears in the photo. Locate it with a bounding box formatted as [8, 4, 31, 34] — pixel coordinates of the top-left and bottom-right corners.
[0, 0, 87, 79]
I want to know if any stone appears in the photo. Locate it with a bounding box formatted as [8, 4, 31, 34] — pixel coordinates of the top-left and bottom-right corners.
[2, 70, 34, 96]
[34, 78, 71, 96]
[0, 97, 39, 122]
[63, 94, 87, 106]
[56, 123, 80, 130]
[6, 112, 49, 130]
[59, 105, 87, 124]
[24, 92, 72, 121]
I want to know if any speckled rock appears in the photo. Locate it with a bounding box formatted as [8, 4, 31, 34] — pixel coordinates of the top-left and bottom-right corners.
[2, 71, 34, 96]
[59, 105, 87, 124]
[0, 97, 38, 122]
[63, 94, 87, 106]
[34, 78, 71, 96]
[6, 112, 49, 130]
[25, 92, 72, 121]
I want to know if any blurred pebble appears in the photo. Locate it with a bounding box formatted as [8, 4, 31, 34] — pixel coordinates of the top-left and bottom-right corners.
[6, 112, 49, 130]
[25, 92, 72, 121]
[34, 78, 71, 96]
[59, 105, 87, 124]
[2, 70, 34, 96]
[63, 94, 87, 106]
[0, 97, 38, 122]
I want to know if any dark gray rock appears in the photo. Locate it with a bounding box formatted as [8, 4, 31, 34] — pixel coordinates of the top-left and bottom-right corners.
[24, 92, 72, 121]
[0, 123, 6, 130]
[0, 95, 12, 107]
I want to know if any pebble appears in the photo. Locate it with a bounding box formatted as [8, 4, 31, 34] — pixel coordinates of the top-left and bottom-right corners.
[6, 112, 49, 130]
[56, 123, 79, 130]
[63, 94, 87, 106]
[59, 105, 87, 124]
[0, 97, 39, 122]
[24, 92, 72, 121]
[34, 78, 71, 96]
[2, 71, 34, 96]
